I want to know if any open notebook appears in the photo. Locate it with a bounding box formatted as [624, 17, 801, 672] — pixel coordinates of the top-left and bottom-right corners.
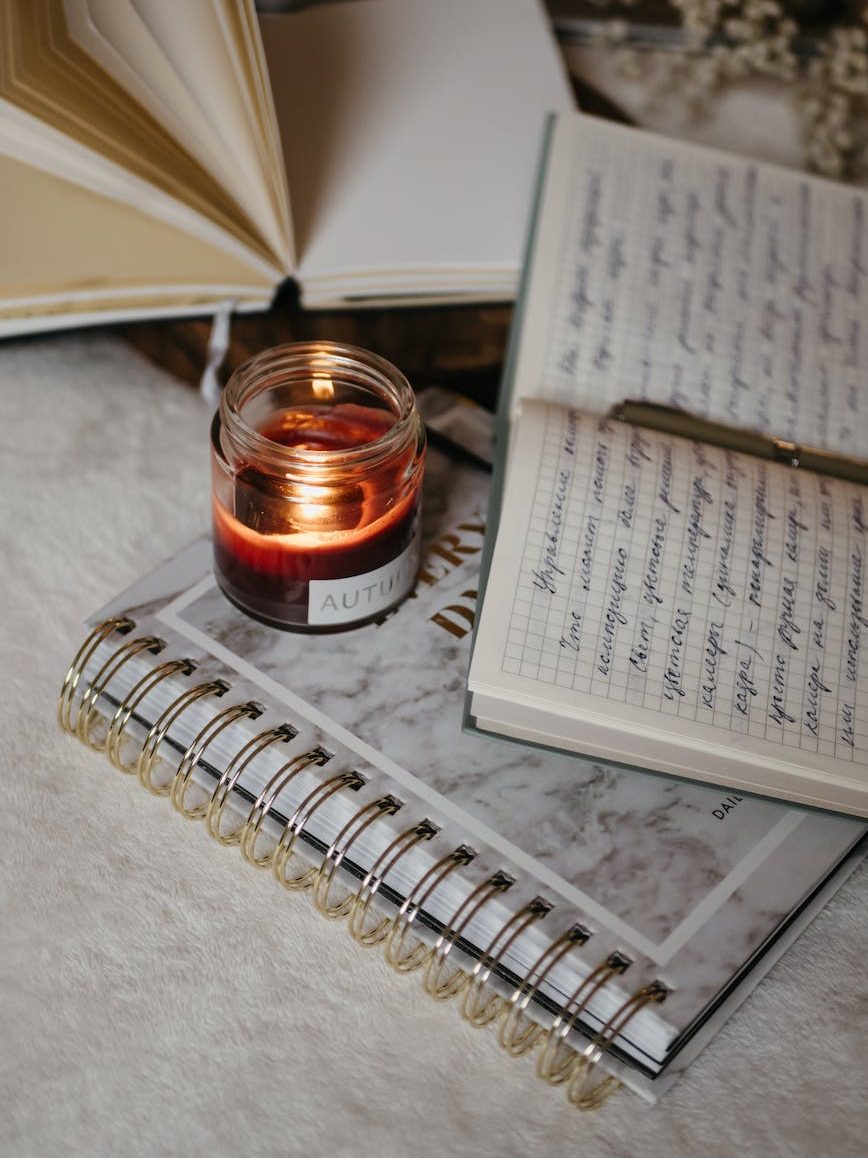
[59, 442, 867, 1107]
[0, 0, 573, 335]
[467, 112, 868, 817]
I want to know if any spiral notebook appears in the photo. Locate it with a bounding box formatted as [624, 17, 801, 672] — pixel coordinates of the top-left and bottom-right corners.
[59, 445, 867, 1107]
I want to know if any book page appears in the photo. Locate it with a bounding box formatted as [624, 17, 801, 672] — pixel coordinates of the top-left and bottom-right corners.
[0, 154, 273, 315]
[471, 402, 868, 812]
[514, 115, 868, 458]
[61, 0, 291, 269]
[260, 0, 573, 295]
[1, 0, 282, 273]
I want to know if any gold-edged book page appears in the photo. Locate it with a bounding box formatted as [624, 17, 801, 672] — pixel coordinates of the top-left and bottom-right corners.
[0, 0, 278, 268]
[0, 153, 275, 323]
[61, 0, 291, 270]
[213, 0, 293, 268]
[121, 0, 292, 269]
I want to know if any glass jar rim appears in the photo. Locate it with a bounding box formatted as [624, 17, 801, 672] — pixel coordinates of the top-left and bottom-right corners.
[217, 341, 420, 473]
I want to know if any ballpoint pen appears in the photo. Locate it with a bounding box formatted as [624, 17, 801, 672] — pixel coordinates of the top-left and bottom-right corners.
[611, 400, 868, 487]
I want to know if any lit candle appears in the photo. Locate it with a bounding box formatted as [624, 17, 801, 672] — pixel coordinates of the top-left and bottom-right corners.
[211, 343, 426, 631]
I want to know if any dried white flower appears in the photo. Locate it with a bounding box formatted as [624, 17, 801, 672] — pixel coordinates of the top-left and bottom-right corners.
[595, 0, 868, 178]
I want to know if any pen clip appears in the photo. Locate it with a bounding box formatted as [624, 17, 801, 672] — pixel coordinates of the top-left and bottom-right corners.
[771, 438, 800, 468]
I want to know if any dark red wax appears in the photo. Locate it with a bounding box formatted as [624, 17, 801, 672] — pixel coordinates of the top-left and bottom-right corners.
[212, 404, 419, 629]
[259, 403, 394, 451]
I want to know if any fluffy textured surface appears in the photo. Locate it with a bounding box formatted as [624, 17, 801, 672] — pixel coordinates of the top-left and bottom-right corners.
[1, 332, 866, 1158]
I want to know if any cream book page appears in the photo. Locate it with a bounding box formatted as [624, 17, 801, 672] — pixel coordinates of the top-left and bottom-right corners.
[126, 0, 292, 267]
[469, 401, 868, 815]
[0, 0, 285, 276]
[261, 0, 573, 294]
[511, 114, 868, 458]
[61, 0, 292, 269]
[0, 154, 274, 326]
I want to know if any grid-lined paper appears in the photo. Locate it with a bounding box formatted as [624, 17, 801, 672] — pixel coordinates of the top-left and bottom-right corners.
[497, 405, 867, 765]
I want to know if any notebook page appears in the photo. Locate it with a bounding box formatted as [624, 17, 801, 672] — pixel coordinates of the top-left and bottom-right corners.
[470, 401, 868, 813]
[512, 115, 868, 458]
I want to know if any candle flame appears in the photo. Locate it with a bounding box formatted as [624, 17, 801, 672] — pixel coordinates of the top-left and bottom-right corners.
[312, 373, 335, 401]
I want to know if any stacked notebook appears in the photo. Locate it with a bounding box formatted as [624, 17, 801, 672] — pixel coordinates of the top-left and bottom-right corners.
[0, 0, 573, 335]
[60, 438, 867, 1106]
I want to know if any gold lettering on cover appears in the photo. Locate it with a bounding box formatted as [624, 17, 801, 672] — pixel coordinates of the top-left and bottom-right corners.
[431, 590, 478, 639]
[375, 521, 485, 628]
[417, 522, 485, 587]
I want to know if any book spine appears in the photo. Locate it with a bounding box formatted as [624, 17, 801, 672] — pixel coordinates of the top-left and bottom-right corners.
[59, 618, 668, 1111]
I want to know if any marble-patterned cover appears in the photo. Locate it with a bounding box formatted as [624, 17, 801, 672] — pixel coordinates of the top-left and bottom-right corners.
[95, 450, 866, 1068]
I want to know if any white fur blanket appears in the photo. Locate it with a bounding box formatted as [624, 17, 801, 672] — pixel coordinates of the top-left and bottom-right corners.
[2, 333, 866, 1158]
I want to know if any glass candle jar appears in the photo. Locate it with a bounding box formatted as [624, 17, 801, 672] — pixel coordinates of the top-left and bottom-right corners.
[211, 342, 426, 631]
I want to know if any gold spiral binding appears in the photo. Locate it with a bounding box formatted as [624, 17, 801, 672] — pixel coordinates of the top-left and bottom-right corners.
[59, 617, 133, 733]
[271, 770, 366, 891]
[76, 634, 166, 750]
[348, 819, 439, 948]
[170, 701, 264, 819]
[105, 658, 197, 772]
[460, 897, 552, 1028]
[239, 747, 331, 869]
[205, 723, 297, 845]
[59, 618, 666, 1111]
[536, 951, 631, 1086]
[424, 870, 514, 1001]
[499, 923, 590, 1057]
[566, 980, 668, 1110]
[137, 679, 230, 795]
[384, 845, 477, 974]
[312, 795, 404, 919]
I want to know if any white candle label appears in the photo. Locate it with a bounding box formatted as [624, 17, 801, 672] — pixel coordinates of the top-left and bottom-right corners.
[307, 529, 421, 626]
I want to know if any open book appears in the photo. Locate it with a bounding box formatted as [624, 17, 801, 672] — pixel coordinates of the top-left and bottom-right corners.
[0, 0, 573, 336]
[467, 112, 868, 817]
